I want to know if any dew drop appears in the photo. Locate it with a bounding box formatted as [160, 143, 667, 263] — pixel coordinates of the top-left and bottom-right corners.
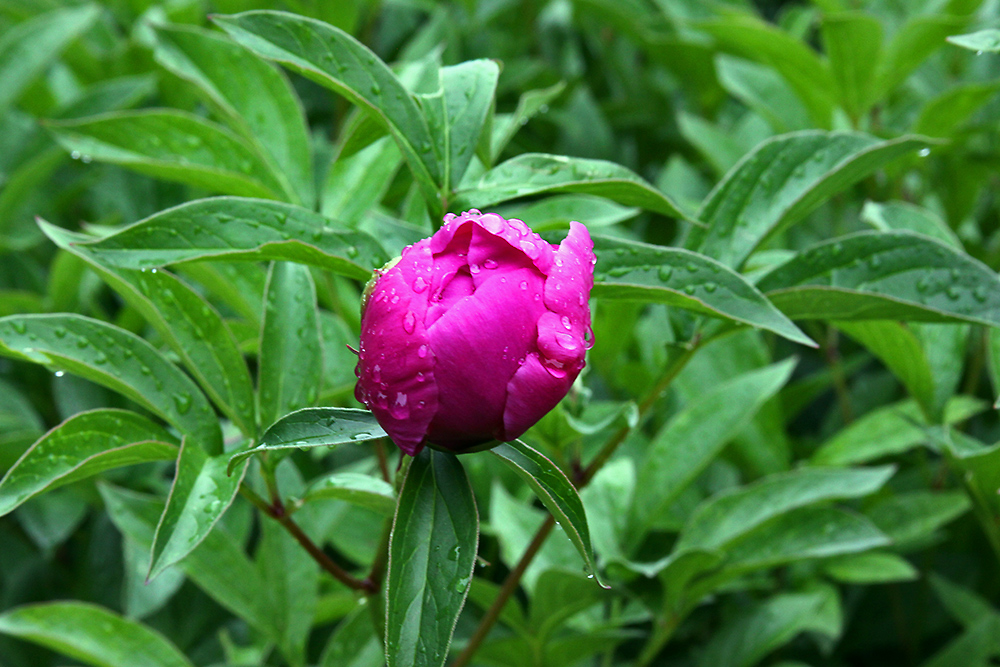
[560, 315, 572, 330]
[918, 148, 931, 157]
[519, 280, 528, 290]
[54, 370, 65, 378]
[373, 364, 382, 383]
[683, 284, 696, 295]
[483, 258, 498, 270]
[658, 266, 673, 282]
[402, 311, 416, 334]
[469, 263, 481, 274]
[173, 392, 193, 415]
[413, 276, 429, 293]
[417, 344, 429, 358]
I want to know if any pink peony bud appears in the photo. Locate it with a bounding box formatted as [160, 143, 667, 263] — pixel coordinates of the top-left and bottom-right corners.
[354, 210, 595, 456]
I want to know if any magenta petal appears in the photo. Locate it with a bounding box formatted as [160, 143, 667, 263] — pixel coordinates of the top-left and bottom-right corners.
[544, 221, 595, 330]
[536, 311, 586, 373]
[425, 265, 547, 446]
[500, 352, 574, 441]
[355, 239, 438, 455]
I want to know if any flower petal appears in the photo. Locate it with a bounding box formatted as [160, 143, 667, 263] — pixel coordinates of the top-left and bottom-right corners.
[544, 221, 595, 347]
[500, 351, 575, 441]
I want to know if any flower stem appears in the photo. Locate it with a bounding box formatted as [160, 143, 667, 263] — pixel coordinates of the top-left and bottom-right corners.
[450, 342, 699, 667]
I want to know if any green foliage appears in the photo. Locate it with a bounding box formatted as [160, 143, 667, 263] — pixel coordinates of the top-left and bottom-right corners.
[3, 1, 1000, 667]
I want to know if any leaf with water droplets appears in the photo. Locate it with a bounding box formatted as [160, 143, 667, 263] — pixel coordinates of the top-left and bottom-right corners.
[212, 10, 441, 205]
[591, 235, 815, 347]
[0, 314, 222, 454]
[386, 449, 478, 667]
[0, 409, 178, 516]
[685, 131, 932, 269]
[258, 262, 322, 433]
[0, 601, 195, 667]
[758, 231, 1000, 327]
[46, 110, 291, 200]
[149, 439, 248, 580]
[455, 153, 689, 219]
[67, 197, 388, 280]
[491, 440, 606, 587]
[227, 408, 386, 474]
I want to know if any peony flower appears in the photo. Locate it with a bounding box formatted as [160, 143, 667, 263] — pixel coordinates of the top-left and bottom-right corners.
[354, 210, 595, 456]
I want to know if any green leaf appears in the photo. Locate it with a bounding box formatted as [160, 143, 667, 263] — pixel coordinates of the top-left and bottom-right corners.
[913, 82, 1000, 138]
[322, 136, 403, 224]
[0, 147, 65, 251]
[259, 262, 322, 430]
[591, 236, 815, 346]
[866, 490, 970, 546]
[823, 552, 919, 584]
[491, 81, 566, 162]
[319, 605, 384, 667]
[685, 132, 931, 269]
[212, 10, 441, 202]
[386, 449, 478, 667]
[0, 314, 222, 454]
[149, 440, 248, 580]
[758, 231, 1000, 327]
[631, 360, 798, 540]
[811, 397, 985, 465]
[456, 153, 688, 219]
[0, 601, 194, 667]
[947, 28, 1000, 53]
[860, 200, 962, 248]
[0, 409, 177, 516]
[500, 194, 639, 232]
[0, 4, 101, 114]
[151, 24, 314, 207]
[921, 615, 1000, 667]
[303, 472, 395, 515]
[100, 484, 273, 641]
[929, 573, 998, 627]
[41, 221, 256, 436]
[46, 110, 289, 200]
[71, 197, 388, 280]
[675, 465, 894, 553]
[228, 408, 386, 473]
[821, 12, 883, 119]
[714, 56, 811, 133]
[491, 440, 604, 585]
[878, 15, 968, 92]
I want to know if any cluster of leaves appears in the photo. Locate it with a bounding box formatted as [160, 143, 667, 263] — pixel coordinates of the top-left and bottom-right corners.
[2, 0, 1000, 666]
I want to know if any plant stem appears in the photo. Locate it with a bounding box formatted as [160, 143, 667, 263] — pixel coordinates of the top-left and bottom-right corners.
[635, 613, 681, 667]
[451, 342, 699, 667]
[375, 439, 392, 483]
[239, 484, 376, 594]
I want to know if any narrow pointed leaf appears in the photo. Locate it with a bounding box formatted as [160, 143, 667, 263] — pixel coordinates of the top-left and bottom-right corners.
[434, 60, 500, 190]
[947, 29, 1000, 52]
[0, 601, 193, 667]
[259, 262, 322, 430]
[228, 408, 386, 473]
[70, 197, 388, 280]
[46, 110, 289, 200]
[758, 231, 1000, 327]
[152, 23, 314, 206]
[0, 409, 177, 516]
[685, 132, 931, 269]
[0, 314, 221, 454]
[386, 449, 478, 667]
[456, 153, 688, 219]
[303, 472, 395, 514]
[491, 82, 566, 162]
[212, 10, 441, 200]
[149, 440, 248, 580]
[491, 440, 604, 586]
[592, 236, 814, 346]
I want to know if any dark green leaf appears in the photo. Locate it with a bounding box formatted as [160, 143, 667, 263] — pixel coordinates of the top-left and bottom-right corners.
[46, 110, 289, 200]
[0, 314, 222, 454]
[714, 56, 811, 133]
[491, 82, 565, 162]
[456, 153, 688, 219]
[866, 490, 971, 545]
[0, 409, 177, 516]
[491, 440, 604, 585]
[759, 231, 1000, 327]
[319, 605, 384, 667]
[149, 440, 248, 580]
[70, 197, 388, 280]
[386, 449, 478, 667]
[592, 236, 814, 346]
[152, 23, 314, 207]
[685, 132, 931, 269]
[258, 262, 322, 430]
[322, 136, 403, 224]
[228, 408, 386, 473]
[860, 200, 962, 248]
[0, 601, 194, 667]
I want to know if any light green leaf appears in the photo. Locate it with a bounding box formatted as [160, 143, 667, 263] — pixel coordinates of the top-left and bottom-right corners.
[821, 12, 883, 119]
[152, 23, 314, 207]
[456, 153, 688, 219]
[947, 28, 1000, 53]
[759, 231, 1000, 327]
[0, 314, 222, 454]
[0, 4, 101, 114]
[592, 236, 814, 346]
[860, 200, 962, 248]
[319, 605, 384, 667]
[71, 197, 388, 280]
[866, 490, 970, 546]
[303, 472, 395, 515]
[386, 449, 478, 667]
[212, 10, 441, 202]
[46, 110, 289, 200]
[878, 15, 968, 91]
[715, 56, 811, 133]
[499, 194, 639, 232]
[0, 601, 194, 667]
[149, 441, 248, 580]
[491, 440, 604, 585]
[686, 132, 931, 269]
[259, 262, 322, 431]
[228, 408, 386, 473]
[913, 82, 1000, 138]
[0, 409, 177, 516]
[823, 552, 919, 584]
[322, 136, 403, 224]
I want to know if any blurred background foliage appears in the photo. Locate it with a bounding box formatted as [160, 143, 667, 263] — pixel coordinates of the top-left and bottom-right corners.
[2, 0, 1000, 666]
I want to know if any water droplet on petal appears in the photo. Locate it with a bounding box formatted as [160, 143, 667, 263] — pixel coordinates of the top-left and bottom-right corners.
[469, 263, 481, 274]
[483, 258, 498, 269]
[402, 311, 417, 334]
[413, 276, 429, 293]
[373, 365, 382, 382]
[417, 344, 429, 358]
[519, 280, 528, 290]
[561, 315, 572, 330]
[479, 213, 504, 234]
